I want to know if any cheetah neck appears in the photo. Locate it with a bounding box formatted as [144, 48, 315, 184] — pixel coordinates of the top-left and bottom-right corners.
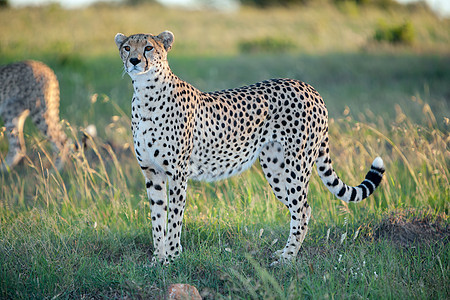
[132, 62, 171, 85]
[131, 64, 177, 106]
[131, 64, 200, 111]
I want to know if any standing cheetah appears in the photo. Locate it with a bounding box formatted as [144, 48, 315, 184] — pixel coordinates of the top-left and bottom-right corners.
[115, 31, 385, 264]
[0, 60, 67, 170]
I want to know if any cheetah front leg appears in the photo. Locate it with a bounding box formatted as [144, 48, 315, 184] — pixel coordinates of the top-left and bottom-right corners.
[164, 173, 188, 264]
[141, 167, 168, 264]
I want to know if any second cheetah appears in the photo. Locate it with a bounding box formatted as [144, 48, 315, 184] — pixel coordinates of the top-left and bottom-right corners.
[0, 60, 67, 170]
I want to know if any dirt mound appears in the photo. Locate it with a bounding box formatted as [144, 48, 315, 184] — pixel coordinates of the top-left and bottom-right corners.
[373, 210, 449, 247]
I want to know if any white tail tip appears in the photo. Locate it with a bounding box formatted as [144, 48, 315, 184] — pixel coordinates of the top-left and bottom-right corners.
[372, 157, 384, 170]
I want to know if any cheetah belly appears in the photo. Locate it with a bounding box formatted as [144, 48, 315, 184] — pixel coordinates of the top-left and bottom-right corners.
[187, 136, 267, 182]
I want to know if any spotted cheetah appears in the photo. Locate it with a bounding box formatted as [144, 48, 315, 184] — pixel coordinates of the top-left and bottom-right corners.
[115, 31, 385, 264]
[0, 60, 67, 170]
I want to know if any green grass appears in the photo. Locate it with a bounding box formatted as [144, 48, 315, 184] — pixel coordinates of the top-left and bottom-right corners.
[1, 2, 449, 299]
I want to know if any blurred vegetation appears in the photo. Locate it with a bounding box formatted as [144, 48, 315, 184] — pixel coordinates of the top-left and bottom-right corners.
[238, 36, 296, 53]
[333, 0, 400, 9]
[238, 0, 402, 8]
[0, 1, 448, 58]
[374, 20, 415, 44]
[239, 0, 309, 8]
[121, 0, 156, 5]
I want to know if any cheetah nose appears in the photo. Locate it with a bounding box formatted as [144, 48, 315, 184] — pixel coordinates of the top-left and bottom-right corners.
[129, 58, 141, 66]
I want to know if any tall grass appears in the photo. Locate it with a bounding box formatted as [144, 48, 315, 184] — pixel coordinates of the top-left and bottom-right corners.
[1, 94, 448, 298]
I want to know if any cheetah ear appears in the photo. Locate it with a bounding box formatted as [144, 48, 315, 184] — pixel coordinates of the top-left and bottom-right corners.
[115, 33, 127, 49]
[157, 31, 174, 52]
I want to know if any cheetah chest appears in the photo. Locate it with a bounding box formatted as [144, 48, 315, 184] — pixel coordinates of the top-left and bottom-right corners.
[132, 106, 171, 172]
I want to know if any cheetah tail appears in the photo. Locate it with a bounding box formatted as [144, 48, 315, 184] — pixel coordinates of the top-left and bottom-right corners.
[315, 135, 385, 202]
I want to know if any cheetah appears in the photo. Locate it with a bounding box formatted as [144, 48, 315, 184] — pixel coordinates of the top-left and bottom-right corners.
[0, 60, 67, 170]
[115, 31, 385, 264]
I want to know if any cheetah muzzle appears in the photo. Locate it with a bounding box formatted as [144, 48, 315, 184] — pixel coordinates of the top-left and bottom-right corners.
[115, 31, 385, 265]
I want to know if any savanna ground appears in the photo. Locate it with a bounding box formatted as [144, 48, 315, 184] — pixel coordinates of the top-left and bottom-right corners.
[0, 1, 449, 298]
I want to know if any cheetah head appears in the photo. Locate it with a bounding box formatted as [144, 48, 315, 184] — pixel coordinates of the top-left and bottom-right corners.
[114, 31, 174, 77]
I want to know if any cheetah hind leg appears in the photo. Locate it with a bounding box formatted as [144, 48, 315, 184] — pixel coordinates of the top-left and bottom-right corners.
[260, 143, 313, 265]
[259, 142, 293, 263]
[1, 106, 30, 171]
[271, 179, 312, 266]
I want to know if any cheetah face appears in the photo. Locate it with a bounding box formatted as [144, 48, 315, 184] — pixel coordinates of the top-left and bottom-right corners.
[114, 31, 174, 77]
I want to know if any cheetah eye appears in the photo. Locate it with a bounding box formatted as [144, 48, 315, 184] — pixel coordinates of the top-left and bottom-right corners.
[123, 46, 130, 52]
[145, 45, 154, 52]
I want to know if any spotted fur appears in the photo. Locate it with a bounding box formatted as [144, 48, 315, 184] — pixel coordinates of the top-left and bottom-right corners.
[0, 60, 67, 170]
[115, 31, 385, 264]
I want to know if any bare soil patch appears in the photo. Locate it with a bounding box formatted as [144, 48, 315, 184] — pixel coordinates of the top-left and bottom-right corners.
[373, 209, 449, 247]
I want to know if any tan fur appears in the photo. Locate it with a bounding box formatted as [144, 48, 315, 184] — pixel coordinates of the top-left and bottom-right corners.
[0, 60, 67, 170]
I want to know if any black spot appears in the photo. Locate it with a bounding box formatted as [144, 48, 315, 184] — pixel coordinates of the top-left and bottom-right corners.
[323, 169, 332, 177]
